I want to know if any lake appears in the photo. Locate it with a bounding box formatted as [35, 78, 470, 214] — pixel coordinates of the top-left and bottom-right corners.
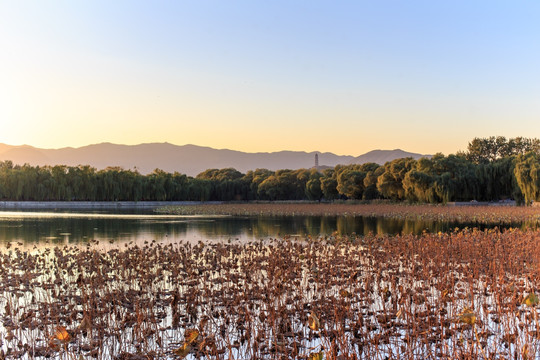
[2, 206, 540, 359]
[0, 208, 529, 247]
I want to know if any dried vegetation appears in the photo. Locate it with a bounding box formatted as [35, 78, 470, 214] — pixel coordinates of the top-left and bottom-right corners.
[158, 203, 540, 225]
[2, 225, 540, 359]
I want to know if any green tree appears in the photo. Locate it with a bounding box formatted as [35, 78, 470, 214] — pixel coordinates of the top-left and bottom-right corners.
[320, 169, 339, 200]
[403, 170, 437, 203]
[467, 136, 540, 164]
[336, 168, 366, 199]
[305, 170, 323, 201]
[257, 175, 281, 200]
[363, 166, 383, 200]
[514, 152, 540, 205]
[245, 169, 273, 200]
[376, 158, 416, 200]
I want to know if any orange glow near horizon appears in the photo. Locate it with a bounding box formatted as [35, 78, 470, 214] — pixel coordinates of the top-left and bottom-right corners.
[1, 2, 539, 156]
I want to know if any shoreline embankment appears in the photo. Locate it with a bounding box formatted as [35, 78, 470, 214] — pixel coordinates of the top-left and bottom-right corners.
[0, 201, 222, 210]
[0, 199, 523, 212]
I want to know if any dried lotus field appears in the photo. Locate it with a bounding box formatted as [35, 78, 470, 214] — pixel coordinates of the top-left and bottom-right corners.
[2, 228, 540, 359]
[158, 203, 540, 225]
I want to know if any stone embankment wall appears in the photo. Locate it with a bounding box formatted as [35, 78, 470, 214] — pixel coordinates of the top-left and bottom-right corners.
[0, 201, 218, 209]
[448, 200, 516, 206]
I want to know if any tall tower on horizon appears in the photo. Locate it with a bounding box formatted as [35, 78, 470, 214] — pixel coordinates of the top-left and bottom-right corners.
[315, 153, 319, 168]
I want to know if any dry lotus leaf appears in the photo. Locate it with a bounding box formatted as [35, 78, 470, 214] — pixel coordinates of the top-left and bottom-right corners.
[185, 329, 200, 344]
[173, 342, 192, 358]
[48, 326, 71, 350]
[458, 308, 476, 326]
[523, 293, 539, 307]
[308, 312, 320, 331]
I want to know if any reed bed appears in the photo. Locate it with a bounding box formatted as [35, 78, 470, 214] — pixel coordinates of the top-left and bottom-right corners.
[158, 203, 540, 225]
[2, 228, 540, 359]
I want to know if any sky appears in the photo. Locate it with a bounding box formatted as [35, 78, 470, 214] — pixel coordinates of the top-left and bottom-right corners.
[1, 1, 540, 156]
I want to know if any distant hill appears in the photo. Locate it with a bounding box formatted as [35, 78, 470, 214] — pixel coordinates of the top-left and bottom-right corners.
[350, 149, 429, 165]
[0, 143, 430, 176]
[0, 145, 51, 165]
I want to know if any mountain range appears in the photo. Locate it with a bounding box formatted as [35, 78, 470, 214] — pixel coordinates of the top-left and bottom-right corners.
[0, 143, 429, 177]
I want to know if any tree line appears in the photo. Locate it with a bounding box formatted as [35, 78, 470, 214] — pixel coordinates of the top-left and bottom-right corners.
[1, 136, 539, 204]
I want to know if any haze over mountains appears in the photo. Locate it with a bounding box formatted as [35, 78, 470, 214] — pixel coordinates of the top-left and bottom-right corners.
[0, 143, 429, 177]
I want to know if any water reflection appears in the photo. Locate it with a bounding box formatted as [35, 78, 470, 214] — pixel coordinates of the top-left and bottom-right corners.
[0, 209, 535, 247]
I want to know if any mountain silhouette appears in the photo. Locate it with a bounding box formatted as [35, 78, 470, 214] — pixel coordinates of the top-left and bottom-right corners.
[350, 149, 429, 165]
[0, 142, 429, 176]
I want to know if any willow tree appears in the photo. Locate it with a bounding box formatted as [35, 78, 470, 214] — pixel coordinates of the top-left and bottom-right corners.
[514, 152, 540, 205]
[376, 158, 416, 200]
[245, 169, 273, 200]
[336, 169, 366, 199]
[320, 169, 339, 200]
[305, 170, 323, 201]
[363, 166, 383, 200]
[402, 170, 437, 203]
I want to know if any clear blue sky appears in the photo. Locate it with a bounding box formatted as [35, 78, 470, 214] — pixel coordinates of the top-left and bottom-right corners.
[1, 1, 539, 155]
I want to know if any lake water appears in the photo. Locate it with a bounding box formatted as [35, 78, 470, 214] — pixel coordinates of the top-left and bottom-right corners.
[1, 208, 538, 359]
[0, 208, 527, 247]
